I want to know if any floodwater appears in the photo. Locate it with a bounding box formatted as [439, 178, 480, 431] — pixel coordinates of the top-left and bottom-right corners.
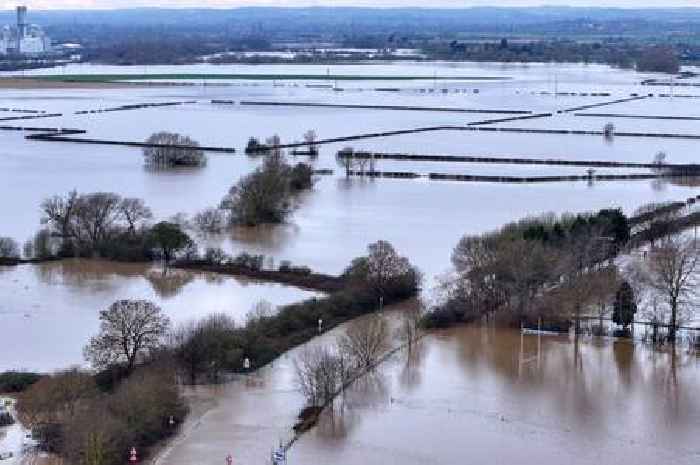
[1, 61, 700, 464]
[292, 326, 700, 465]
[152, 313, 700, 465]
[2, 61, 700, 370]
[0, 260, 319, 372]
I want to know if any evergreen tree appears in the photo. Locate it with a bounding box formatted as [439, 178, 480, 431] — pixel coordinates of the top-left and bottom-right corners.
[613, 281, 637, 331]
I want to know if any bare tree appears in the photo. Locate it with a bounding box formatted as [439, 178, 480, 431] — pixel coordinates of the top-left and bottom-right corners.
[294, 346, 349, 407]
[356, 240, 420, 299]
[193, 207, 226, 233]
[396, 303, 424, 351]
[84, 300, 171, 372]
[41, 189, 78, 239]
[338, 314, 390, 369]
[644, 236, 700, 342]
[71, 192, 123, 248]
[143, 132, 206, 168]
[303, 129, 318, 154]
[265, 134, 282, 157]
[119, 198, 153, 235]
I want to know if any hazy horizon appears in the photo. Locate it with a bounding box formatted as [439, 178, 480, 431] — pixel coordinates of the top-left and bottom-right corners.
[2, 1, 700, 11]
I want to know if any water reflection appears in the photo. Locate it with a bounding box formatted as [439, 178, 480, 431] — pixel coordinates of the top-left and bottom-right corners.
[0, 260, 320, 371]
[145, 269, 195, 298]
[293, 325, 700, 465]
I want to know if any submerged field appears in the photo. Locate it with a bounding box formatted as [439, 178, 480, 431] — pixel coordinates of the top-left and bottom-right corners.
[1, 61, 700, 465]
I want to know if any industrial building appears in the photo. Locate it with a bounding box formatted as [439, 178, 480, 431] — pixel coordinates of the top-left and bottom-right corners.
[0, 6, 51, 56]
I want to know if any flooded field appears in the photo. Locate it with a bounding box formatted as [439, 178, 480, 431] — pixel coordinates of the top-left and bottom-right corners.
[0, 260, 319, 371]
[2, 61, 700, 367]
[1, 61, 700, 465]
[148, 317, 700, 465]
[291, 326, 700, 465]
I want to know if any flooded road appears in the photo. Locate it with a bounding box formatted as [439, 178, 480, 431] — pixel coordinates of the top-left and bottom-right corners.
[150, 320, 700, 465]
[292, 326, 700, 465]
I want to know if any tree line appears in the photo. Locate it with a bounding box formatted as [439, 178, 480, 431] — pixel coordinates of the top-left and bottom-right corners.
[11, 240, 420, 465]
[423, 206, 700, 344]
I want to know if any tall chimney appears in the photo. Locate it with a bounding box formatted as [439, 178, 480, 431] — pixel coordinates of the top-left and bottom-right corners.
[17, 6, 27, 39]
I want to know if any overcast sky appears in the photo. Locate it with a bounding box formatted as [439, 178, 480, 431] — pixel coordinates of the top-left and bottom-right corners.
[3, 0, 700, 9]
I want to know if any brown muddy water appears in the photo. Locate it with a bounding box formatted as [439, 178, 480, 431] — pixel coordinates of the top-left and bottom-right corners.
[154, 316, 700, 465]
[295, 326, 700, 465]
[2, 62, 700, 463]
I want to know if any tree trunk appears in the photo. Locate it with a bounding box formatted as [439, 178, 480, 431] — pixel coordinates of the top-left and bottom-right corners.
[669, 298, 678, 342]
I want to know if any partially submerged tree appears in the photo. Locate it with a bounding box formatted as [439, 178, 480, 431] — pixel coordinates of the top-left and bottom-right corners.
[148, 221, 193, 264]
[294, 346, 349, 407]
[84, 300, 171, 372]
[344, 240, 422, 300]
[613, 280, 638, 332]
[220, 152, 314, 226]
[303, 129, 319, 154]
[644, 236, 700, 342]
[193, 208, 226, 233]
[172, 314, 241, 384]
[338, 315, 390, 369]
[118, 198, 153, 236]
[143, 132, 206, 168]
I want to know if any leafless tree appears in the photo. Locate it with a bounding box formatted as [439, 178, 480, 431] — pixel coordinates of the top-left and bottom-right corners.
[604, 122, 615, 139]
[396, 303, 424, 351]
[362, 240, 419, 298]
[193, 207, 226, 233]
[71, 192, 123, 248]
[118, 197, 153, 235]
[294, 346, 349, 407]
[643, 236, 700, 341]
[338, 314, 390, 369]
[265, 134, 282, 157]
[143, 132, 206, 168]
[303, 129, 318, 153]
[41, 189, 78, 239]
[84, 300, 171, 372]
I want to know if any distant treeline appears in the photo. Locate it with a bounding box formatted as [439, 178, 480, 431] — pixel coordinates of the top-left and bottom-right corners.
[428, 40, 681, 73]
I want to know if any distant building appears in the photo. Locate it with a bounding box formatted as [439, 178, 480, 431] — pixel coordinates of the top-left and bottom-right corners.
[0, 6, 51, 56]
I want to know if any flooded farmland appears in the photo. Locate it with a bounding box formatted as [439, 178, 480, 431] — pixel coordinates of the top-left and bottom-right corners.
[2, 61, 700, 465]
